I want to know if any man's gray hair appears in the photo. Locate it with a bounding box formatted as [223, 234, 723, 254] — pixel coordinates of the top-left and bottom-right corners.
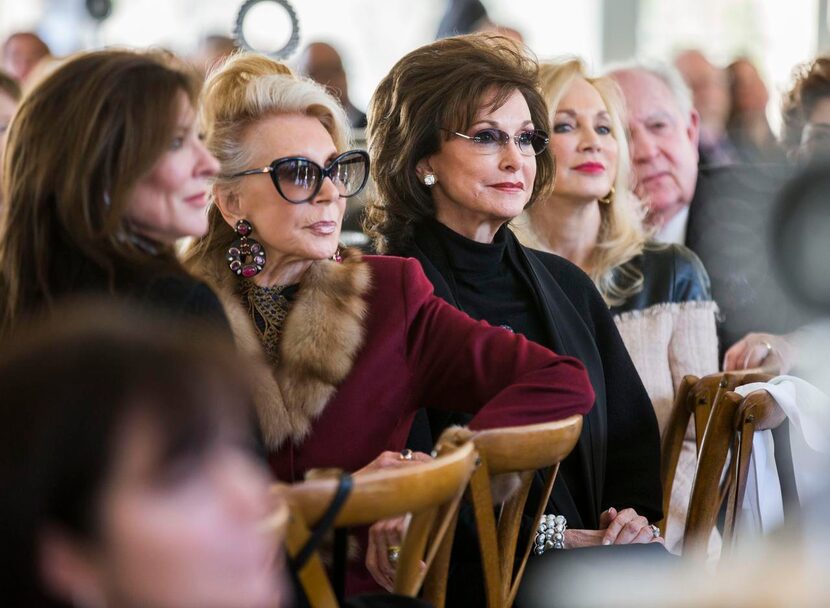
[604, 59, 694, 125]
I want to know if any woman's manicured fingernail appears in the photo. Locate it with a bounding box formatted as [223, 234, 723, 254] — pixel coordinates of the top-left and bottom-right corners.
[602, 539, 611, 545]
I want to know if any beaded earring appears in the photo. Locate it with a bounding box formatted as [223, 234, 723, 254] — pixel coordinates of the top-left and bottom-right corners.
[227, 219, 266, 278]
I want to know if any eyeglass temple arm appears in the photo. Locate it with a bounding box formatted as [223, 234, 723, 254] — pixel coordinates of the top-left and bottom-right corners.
[231, 167, 272, 178]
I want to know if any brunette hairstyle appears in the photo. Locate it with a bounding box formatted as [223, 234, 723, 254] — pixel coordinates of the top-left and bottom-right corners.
[781, 55, 830, 155]
[515, 59, 649, 306]
[0, 69, 21, 102]
[363, 34, 555, 253]
[186, 52, 349, 267]
[0, 49, 201, 333]
[0, 301, 254, 607]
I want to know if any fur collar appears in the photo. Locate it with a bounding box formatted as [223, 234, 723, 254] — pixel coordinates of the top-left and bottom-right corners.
[190, 248, 371, 450]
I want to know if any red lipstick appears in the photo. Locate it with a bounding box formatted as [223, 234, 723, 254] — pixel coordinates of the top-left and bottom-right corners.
[573, 162, 605, 174]
[489, 182, 525, 191]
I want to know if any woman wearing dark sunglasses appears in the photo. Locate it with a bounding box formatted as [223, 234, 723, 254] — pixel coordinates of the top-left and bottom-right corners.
[186, 53, 595, 598]
[364, 34, 663, 603]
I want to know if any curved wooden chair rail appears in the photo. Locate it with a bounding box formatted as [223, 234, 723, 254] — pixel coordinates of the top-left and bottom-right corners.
[682, 388, 779, 560]
[428, 415, 583, 608]
[658, 372, 773, 532]
[277, 439, 477, 608]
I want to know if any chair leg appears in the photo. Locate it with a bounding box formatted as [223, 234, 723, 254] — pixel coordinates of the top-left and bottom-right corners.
[284, 511, 339, 608]
[507, 465, 559, 607]
[469, 461, 504, 608]
[395, 507, 437, 596]
[421, 512, 459, 608]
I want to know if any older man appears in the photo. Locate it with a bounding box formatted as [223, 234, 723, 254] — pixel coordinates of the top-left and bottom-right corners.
[608, 63, 805, 368]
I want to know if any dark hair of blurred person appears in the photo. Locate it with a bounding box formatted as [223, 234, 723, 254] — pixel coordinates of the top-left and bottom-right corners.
[295, 41, 367, 128]
[782, 55, 830, 161]
[0, 49, 225, 335]
[726, 57, 785, 163]
[0, 69, 21, 196]
[0, 68, 21, 133]
[2, 31, 50, 83]
[0, 301, 285, 608]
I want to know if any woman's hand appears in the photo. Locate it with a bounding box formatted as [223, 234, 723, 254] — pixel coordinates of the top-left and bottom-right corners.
[723, 332, 795, 374]
[354, 449, 432, 476]
[366, 515, 410, 591]
[599, 507, 661, 545]
[563, 507, 663, 548]
[359, 450, 432, 590]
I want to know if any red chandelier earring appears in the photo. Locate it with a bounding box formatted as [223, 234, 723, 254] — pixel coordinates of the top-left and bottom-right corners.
[227, 219, 266, 278]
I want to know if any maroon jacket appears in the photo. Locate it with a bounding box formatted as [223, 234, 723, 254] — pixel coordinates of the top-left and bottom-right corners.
[197, 250, 594, 597]
[266, 255, 594, 482]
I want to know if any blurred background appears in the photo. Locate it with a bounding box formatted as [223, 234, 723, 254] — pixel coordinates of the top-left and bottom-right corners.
[0, 0, 824, 135]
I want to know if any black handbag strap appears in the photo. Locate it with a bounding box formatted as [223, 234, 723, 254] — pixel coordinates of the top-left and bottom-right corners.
[292, 472, 354, 571]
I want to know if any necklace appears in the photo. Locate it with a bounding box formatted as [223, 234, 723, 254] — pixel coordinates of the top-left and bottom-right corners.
[240, 281, 293, 366]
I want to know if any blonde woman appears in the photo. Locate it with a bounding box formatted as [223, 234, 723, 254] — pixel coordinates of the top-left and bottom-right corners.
[515, 58, 720, 554]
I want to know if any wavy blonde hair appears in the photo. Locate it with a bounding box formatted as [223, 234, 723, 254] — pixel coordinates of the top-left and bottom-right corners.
[519, 58, 648, 306]
[186, 52, 350, 265]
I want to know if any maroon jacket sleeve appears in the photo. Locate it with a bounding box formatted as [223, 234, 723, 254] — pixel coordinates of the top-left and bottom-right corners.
[398, 257, 595, 429]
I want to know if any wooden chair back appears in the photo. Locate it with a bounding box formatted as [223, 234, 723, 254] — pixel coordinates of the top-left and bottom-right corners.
[280, 439, 477, 608]
[430, 415, 583, 608]
[689, 372, 772, 450]
[683, 388, 780, 559]
[658, 371, 773, 531]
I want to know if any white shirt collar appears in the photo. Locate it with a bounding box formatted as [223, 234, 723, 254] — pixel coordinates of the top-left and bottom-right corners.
[654, 206, 690, 245]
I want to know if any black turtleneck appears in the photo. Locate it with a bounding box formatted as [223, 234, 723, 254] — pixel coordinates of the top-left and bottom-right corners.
[428, 219, 548, 344]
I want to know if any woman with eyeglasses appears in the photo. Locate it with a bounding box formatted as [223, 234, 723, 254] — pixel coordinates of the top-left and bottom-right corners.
[186, 53, 595, 598]
[364, 35, 663, 599]
[0, 50, 227, 335]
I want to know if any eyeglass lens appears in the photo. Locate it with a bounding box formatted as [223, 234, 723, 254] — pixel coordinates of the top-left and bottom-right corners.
[469, 128, 548, 156]
[272, 151, 368, 203]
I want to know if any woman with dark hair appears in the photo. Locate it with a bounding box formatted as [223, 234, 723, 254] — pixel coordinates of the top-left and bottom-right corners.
[0, 303, 286, 608]
[0, 49, 223, 334]
[365, 34, 662, 557]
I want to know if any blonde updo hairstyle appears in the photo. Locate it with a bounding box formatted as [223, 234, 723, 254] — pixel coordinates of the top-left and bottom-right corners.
[525, 58, 648, 306]
[187, 52, 350, 264]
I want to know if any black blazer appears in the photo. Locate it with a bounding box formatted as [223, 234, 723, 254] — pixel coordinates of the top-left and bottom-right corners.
[400, 223, 662, 527]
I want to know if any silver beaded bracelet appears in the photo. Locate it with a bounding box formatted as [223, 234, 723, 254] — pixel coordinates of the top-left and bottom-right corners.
[534, 514, 566, 555]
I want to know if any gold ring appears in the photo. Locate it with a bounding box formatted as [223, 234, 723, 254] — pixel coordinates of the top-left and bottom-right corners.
[399, 449, 413, 461]
[387, 545, 401, 564]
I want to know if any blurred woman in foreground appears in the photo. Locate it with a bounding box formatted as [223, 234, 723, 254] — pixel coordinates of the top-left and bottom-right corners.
[0, 303, 287, 608]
